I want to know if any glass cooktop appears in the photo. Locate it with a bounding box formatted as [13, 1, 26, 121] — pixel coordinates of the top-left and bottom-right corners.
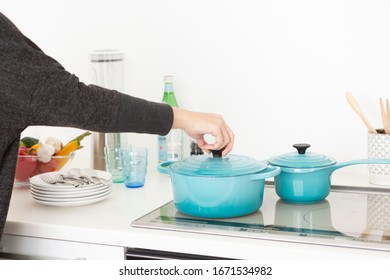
[132, 183, 390, 252]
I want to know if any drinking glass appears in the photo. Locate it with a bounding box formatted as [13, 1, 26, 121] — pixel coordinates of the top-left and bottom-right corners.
[104, 144, 124, 183]
[120, 147, 148, 188]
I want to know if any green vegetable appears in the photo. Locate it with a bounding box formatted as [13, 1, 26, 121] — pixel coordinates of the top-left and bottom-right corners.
[20, 137, 39, 148]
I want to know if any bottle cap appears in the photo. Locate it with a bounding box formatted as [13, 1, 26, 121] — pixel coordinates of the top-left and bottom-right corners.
[164, 75, 173, 84]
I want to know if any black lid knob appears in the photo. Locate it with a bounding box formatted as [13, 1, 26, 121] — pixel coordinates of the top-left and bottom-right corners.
[293, 143, 311, 154]
[211, 146, 226, 158]
[211, 149, 222, 158]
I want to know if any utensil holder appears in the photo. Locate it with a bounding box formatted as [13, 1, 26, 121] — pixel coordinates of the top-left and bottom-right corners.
[367, 131, 390, 185]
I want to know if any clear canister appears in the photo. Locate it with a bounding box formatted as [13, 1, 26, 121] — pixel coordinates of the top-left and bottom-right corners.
[89, 50, 124, 171]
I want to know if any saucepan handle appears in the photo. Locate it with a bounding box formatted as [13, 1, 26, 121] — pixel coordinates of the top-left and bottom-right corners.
[330, 158, 390, 172]
[250, 166, 281, 181]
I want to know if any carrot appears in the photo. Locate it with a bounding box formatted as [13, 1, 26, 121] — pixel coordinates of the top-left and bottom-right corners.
[55, 131, 91, 156]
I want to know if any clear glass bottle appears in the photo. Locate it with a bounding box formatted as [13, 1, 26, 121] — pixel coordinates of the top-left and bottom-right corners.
[89, 50, 124, 175]
[158, 76, 183, 163]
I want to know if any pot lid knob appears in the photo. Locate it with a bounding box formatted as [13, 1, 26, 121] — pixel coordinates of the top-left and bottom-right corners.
[211, 149, 222, 158]
[293, 143, 311, 155]
[211, 146, 226, 158]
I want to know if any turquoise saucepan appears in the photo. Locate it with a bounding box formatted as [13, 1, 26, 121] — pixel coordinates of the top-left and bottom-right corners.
[269, 143, 390, 203]
[166, 152, 281, 218]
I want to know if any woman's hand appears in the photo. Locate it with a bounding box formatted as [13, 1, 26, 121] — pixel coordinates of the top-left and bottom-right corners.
[172, 107, 234, 156]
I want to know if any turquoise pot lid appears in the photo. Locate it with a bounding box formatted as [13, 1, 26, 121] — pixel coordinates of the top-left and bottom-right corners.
[169, 154, 268, 177]
[268, 143, 336, 168]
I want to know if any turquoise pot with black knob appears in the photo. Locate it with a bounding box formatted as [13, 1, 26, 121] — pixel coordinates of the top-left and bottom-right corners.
[167, 151, 281, 218]
[269, 143, 390, 203]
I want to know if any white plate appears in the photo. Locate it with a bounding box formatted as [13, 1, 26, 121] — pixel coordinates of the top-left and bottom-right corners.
[31, 188, 112, 202]
[31, 192, 111, 207]
[30, 183, 110, 195]
[30, 182, 110, 193]
[30, 185, 111, 199]
[29, 170, 112, 189]
[31, 188, 112, 204]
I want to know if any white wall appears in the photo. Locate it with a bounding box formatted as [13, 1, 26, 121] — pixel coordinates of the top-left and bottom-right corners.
[3, 0, 390, 175]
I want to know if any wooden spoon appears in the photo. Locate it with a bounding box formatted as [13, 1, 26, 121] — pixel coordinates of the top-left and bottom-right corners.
[380, 98, 390, 134]
[346, 91, 377, 133]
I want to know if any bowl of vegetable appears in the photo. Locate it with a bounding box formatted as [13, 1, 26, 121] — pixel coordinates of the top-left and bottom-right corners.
[14, 132, 91, 187]
[15, 153, 75, 185]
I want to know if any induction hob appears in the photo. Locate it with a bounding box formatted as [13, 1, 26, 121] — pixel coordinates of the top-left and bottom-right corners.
[132, 183, 390, 252]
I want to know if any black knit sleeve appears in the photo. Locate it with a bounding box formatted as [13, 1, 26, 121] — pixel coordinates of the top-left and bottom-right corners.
[0, 12, 173, 136]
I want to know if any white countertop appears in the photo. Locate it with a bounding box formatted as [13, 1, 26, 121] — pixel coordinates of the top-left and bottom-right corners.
[3, 167, 390, 260]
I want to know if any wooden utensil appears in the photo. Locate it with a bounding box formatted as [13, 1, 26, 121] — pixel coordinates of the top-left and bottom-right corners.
[380, 98, 390, 134]
[386, 99, 390, 130]
[346, 91, 377, 133]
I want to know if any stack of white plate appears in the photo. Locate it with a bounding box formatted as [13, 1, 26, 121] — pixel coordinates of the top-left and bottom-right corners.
[29, 170, 113, 207]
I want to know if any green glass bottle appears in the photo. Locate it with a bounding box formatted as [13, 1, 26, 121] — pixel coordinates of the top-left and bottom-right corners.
[162, 75, 178, 107]
[158, 76, 183, 163]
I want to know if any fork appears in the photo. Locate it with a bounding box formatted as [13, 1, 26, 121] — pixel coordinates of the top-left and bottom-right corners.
[40, 172, 81, 187]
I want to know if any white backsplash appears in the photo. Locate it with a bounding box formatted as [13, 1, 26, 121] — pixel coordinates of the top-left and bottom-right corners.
[8, 0, 390, 175]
